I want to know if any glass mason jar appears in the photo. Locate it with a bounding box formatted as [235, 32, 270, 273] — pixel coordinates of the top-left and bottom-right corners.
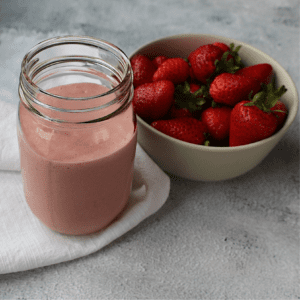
[18, 36, 137, 235]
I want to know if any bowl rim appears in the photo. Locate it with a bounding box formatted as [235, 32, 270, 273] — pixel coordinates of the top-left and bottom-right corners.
[131, 33, 299, 152]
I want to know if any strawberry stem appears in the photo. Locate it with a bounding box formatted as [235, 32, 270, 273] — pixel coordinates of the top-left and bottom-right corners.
[207, 43, 244, 84]
[243, 78, 287, 112]
[174, 81, 210, 113]
[229, 43, 244, 69]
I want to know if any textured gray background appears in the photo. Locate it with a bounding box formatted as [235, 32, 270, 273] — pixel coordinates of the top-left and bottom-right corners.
[0, 0, 299, 299]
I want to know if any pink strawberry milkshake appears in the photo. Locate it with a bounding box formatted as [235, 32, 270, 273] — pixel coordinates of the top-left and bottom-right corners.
[18, 82, 137, 235]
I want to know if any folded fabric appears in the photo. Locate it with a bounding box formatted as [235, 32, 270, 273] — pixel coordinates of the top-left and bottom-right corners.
[0, 101, 20, 171]
[0, 101, 170, 274]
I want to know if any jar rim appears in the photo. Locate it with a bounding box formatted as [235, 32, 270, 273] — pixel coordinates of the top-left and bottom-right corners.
[20, 35, 132, 101]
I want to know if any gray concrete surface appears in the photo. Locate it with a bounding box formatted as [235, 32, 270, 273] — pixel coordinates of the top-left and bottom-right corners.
[0, 0, 299, 299]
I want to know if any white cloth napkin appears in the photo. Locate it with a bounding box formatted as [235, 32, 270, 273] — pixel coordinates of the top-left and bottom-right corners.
[0, 101, 170, 274]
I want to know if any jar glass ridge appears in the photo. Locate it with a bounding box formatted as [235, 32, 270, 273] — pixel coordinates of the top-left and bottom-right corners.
[19, 35, 134, 123]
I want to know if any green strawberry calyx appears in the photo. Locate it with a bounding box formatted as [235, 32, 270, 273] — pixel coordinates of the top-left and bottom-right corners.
[207, 43, 244, 84]
[227, 43, 244, 69]
[244, 78, 287, 113]
[174, 81, 210, 113]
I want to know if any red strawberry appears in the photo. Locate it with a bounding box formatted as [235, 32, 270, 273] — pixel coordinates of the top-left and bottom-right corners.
[229, 80, 287, 146]
[169, 105, 193, 119]
[151, 117, 207, 145]
[152, 55, 168, 68]
[188, 44, 224, 83]
[212, 42, 240, 63]
[213, 42, 234, 61]
[209, 73, 261, 106]
[271, 100, 288, 126]
[201, 106, 232, 140]
[213, 42, 231, 53]
[230, 100, 278, 146]
[189, 66, 197, 81]
[132, 80, 175, 121]
[130, 54, 156, 87]
[152, 58, 190, 84]
[236, 63, 273, 85]
[189, 83, 201, 93]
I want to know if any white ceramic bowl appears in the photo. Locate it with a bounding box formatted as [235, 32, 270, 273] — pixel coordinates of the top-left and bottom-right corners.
[130, 34, 299, 181]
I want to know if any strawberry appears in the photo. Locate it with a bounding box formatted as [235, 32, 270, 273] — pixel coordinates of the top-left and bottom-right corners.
[189, 65, 197, 81]
[189, 83, 201, 93]
[230, 100, 278, 146]
[130, 54, 156, 87]
[169, 105, 193, 119]
[229, 79, 287, 146]
[201, 106, 232, 140]
[188, 44, 224, 84]
[152, 58, 190, 84]
[209, 73, 261, 106]
[213, 42, 231, 53]
[152, 55, 168, 68]
[209, 44, 246, 94]
[151, 117, 207, 145]
[213, 42, 234, 62]
[271, 100, 288, 126]
[213, 42, 244, 69]
[236, 63, 273, 85]
[132, 80, 175, 121]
